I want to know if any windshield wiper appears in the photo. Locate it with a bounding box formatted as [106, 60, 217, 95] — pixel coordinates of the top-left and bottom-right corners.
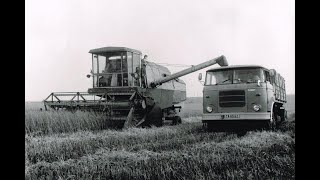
[216, 79, 231, 85]
[234, 78, 242, 83]
[246, 80, 257, 83]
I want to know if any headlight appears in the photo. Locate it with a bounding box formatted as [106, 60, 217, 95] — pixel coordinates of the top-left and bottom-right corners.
[253, 104, 261, 111]
[206, 106, 213, 113]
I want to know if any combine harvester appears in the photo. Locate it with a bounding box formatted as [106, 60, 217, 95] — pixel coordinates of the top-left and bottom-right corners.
[44, 47, 228, 128]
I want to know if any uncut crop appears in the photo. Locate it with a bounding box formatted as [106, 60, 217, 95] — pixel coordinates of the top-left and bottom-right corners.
[25, 102, 203, 135]
[25, 102, 114, 135]
[25, 110, 108, 135]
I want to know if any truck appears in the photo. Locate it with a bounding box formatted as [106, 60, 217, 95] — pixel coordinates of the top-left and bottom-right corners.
[198, 65, 287, 131]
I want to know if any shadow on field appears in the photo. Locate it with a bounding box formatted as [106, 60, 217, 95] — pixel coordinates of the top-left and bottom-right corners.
[203, 118, 295, 138]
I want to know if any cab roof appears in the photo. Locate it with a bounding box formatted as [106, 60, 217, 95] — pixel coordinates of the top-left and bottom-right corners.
[207, 65, 269, 72]
[89, 47, 142, 54]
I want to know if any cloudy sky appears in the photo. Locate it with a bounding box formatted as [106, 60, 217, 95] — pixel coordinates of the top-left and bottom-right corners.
[26, 0, 294, 101]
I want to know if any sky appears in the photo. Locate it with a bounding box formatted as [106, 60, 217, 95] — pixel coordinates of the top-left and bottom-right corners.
[25, 0, 295, 101]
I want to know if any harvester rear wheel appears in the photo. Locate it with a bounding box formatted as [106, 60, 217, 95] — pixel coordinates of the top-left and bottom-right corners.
[176, 116, 182, 124]
[172, 116, 182, 125]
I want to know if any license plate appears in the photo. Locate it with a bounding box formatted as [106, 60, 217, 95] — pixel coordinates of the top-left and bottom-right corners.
[223, 114, 240, 119]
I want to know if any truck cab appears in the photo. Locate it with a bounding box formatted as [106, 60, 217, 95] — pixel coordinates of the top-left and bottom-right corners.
[199, 65, 286, 131]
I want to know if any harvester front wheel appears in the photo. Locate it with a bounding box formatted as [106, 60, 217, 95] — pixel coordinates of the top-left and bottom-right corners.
[147, 104, 163, 127]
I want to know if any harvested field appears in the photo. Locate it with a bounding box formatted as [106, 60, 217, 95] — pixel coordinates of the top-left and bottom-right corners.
[25, 99, 295, 180]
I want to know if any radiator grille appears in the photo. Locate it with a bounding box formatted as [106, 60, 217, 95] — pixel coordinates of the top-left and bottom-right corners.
[219, 90, 245, 107]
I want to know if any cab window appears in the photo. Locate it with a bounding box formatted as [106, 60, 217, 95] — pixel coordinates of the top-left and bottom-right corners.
[264, 71, 271, 83]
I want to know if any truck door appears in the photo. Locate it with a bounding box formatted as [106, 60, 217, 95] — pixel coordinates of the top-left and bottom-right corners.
[264, 70, 274, 112]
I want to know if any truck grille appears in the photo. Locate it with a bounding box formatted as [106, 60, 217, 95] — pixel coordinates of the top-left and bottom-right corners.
[219, 90, 245, 107]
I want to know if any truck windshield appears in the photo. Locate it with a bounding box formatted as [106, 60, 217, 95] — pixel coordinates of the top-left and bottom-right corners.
[205, 68, 264, 85]
[92, 52, 141, 87]
[205, 70, 233, 85]
[233, 68, 264, 84]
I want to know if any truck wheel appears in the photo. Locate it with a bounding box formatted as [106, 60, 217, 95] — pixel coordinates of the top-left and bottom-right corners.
[236, 130, 247, 137]
[281, 110, 287, 122]
[275, 114, 283, 128]
[268, 113, 277, 131]
[207, 123, 217, 132]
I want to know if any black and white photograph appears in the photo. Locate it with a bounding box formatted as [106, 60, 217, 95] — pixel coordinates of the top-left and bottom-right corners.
[25, 0, 295, 179]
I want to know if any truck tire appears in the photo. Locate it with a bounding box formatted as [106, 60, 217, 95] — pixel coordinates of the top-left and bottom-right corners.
[281, 109, 287, 122]
[207, 122, 217, 132]
[268, 113, 277, 131]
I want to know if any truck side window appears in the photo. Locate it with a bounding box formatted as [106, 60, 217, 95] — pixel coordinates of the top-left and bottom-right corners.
[264, 71, 271, 83]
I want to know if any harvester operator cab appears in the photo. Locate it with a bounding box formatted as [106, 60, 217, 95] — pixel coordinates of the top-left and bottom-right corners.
[88, 47, 145, 88]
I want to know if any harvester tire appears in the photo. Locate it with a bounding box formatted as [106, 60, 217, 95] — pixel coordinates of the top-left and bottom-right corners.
[176, 116, 182, 124]
[147, 104, 163, 127]
[172, 116, 182, 125]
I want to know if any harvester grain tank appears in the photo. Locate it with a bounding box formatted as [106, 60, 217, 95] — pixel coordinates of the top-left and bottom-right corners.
[44, 47, 228, 128]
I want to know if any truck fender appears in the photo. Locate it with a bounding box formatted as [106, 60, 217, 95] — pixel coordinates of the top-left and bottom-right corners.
[270, 102, 275, 121]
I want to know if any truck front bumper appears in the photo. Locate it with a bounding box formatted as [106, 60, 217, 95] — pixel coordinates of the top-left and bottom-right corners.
[202, 112, 271, 122]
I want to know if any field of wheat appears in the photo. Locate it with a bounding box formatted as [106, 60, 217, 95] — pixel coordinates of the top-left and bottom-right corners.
[25, 101, 295, 180]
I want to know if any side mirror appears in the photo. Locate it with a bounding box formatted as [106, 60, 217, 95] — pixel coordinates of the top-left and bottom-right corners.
[87, 69, 93, 78]
[257, 80, 261, 87]
[198, 73, 202, 81]
[198, 73, 205, 85]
